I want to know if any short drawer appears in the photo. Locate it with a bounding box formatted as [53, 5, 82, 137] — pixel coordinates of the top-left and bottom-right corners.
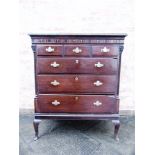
[64, 45, 90, 56]
[37, 58, 118, 75]
[36, 45, 63, 56]
[92, 44, 119, 57]
[37, 75, 117, 94]
[35, 95, 118, 114]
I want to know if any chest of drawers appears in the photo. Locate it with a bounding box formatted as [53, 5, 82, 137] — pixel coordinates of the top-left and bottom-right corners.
[30, 34, 127, 141]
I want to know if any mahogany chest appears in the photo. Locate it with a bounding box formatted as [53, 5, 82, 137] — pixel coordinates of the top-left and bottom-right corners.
[30, 34, 127, 141]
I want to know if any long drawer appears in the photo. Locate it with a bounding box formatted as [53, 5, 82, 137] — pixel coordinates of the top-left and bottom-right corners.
[35, 94, 118, 114]
[37, 75, 117, 93]
[37, 58, 118, 74]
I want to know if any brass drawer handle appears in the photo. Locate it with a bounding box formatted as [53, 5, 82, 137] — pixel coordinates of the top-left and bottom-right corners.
[100, 47, 110, 53]
[75, 96, 79, 100]
[93, 101, 102, 106]
[50, 80, 60, 86]
[94, 62, 104, 68]
[45, 46, 55, 52]
[51, 100, 60, 106]
[94, 80, 103, 86]
[51, 61, 60, 68]
[75, 77, 79, 81]
[73, 47, 82, 54]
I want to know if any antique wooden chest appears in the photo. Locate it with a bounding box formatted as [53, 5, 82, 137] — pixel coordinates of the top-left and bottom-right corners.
[30, 34, 127, 141]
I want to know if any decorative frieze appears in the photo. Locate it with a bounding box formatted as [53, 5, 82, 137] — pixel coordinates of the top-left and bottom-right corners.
[31, 38, 124, 44]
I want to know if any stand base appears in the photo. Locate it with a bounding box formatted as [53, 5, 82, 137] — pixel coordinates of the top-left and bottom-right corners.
[33, 113, 120, 141]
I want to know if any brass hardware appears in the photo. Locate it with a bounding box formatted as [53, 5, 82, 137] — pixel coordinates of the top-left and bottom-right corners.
[75, 96, 79, 100]
[75, 60, 79, 64]
[93, 101, 102, 106]
[50, 80, 60, 86]
[100, 47, 110, 53]
[94, 80, 103, 86]
[45, 46, 55, 52]
[94, 62, 104, 68]
[51, 100, 60, 106]
[72, 47, 82, 54]
[50, 61, 60, 68]
[75, 77, 79, 81]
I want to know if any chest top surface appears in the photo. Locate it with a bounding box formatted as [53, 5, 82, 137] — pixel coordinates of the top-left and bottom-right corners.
[29, 33, 127, 44]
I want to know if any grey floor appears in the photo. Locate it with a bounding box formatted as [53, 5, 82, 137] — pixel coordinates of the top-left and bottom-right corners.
[19, 114, 135, 155]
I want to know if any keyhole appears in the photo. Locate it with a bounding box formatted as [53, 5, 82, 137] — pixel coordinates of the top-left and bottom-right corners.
[75, 60, 79, 64]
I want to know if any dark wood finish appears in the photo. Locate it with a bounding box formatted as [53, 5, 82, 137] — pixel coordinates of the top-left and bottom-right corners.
[29, 34, 127, 44]
[35, 113, 120, 120]
[92, 44, 119, 57]
[112, 120, 120, 141]
[35, 95, 118, 113]
[37, 58, 118, 75]
[33, 119, 41, 141]
[37, 75, 117, 93]
[30, 34, 127, 140]
[36, 44, 63, 56]
[64, 45, 90, 56]
[116, 45, 124, 95]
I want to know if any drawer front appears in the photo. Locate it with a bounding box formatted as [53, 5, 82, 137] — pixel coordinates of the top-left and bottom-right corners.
[37, 58, 118, 75]
[36, 95, 118, 114]
[64, 45, 90, 56]
[36, 45, 63, 56]
[92, 45, 119, 57]
[37, 75, 117, 93]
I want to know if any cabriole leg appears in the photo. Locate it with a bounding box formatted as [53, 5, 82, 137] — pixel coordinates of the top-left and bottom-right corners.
[112, 120, 120, 141]
[33, 119, 41, 141]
